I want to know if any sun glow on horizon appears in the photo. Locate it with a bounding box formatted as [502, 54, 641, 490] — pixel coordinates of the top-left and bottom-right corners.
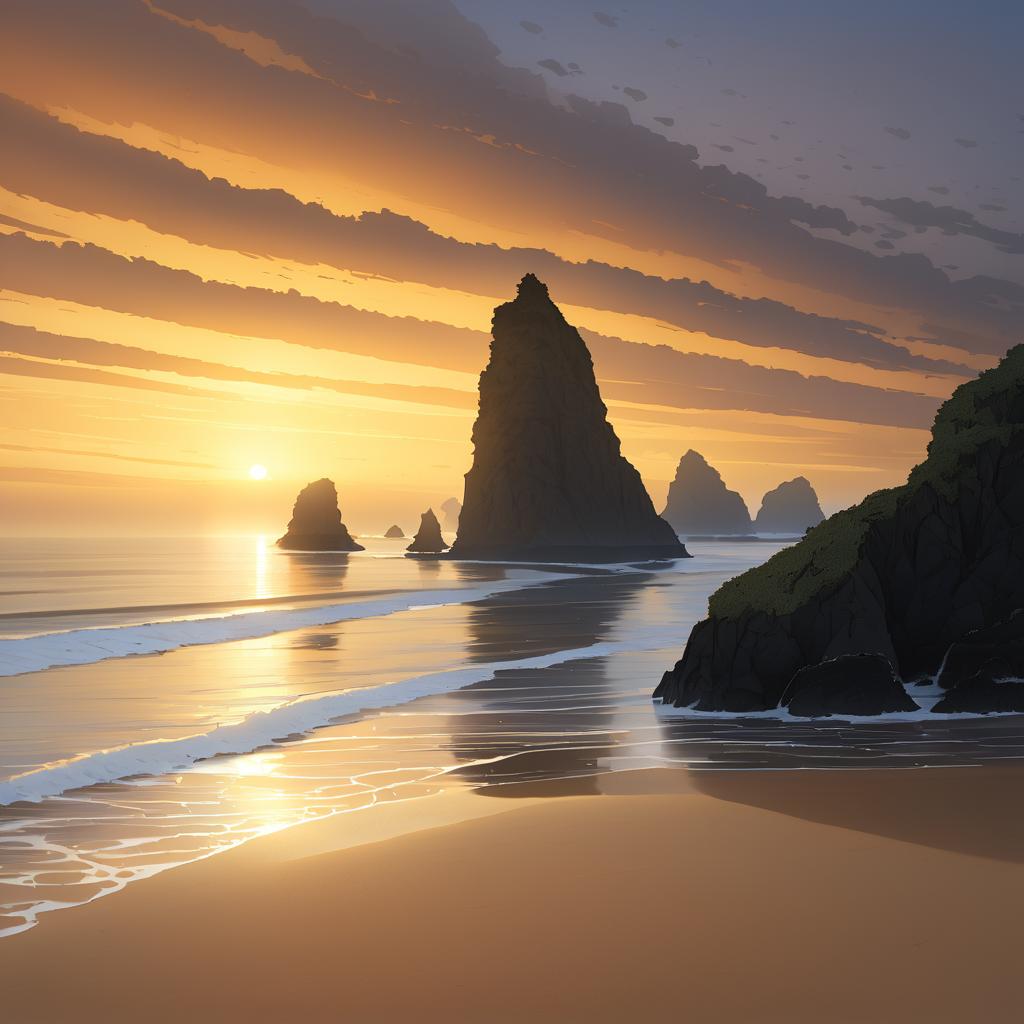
[249, 464, 268, 480]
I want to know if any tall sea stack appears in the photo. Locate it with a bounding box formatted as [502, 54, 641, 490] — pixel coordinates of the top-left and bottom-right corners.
[661, 450, 753, 537]
[407, 509, 449, 553]
[277, 478, 364, 551]
[449, 275, 687, 562]
[440, 497, 462, 531]
[754, 477, 825, 535]
[655, 344, 1024, 716]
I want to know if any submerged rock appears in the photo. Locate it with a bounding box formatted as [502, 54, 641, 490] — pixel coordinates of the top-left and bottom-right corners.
[661, 450, 752, 537]
[754, 477, 824, 535]
[407, 508, 449, 553]
[655, 344, 1024, 714]
[781, 654, 917, 718]
[449, 274, 687, 562]
[439, 497, 462, 532]
[384, 524, 405, 539]
[277, 478, 364, 551]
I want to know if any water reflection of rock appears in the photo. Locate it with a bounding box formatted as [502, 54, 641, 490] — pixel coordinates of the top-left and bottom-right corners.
[281, 551, 349, 650]
[447, 573, 652, 795]
[656, 715, 1024, 859]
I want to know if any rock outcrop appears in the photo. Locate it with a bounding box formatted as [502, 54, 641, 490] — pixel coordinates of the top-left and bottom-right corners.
[660, 451, 753, 537]
[754, 477, 824, 535]
[449, 274, 687, 562]
[407, 508, 449, 553]
[440, 497, 462, 532]
[277, 478, 364, 551]
[384, 524, 405, 539]
[933, 613, 1024, 712]
[655, 344, 1024, 714]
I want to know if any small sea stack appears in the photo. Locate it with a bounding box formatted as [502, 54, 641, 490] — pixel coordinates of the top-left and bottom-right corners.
[661, 450, 753, 537]
[384, 524, 405, 539]
[754, 477, 824, 535]
[277, 478, 364, 551]
[449, 274, 686, 563]
[407, 509, 449, 553]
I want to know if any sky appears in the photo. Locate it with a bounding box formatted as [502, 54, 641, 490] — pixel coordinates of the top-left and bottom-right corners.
[0, 0, 1021, 535]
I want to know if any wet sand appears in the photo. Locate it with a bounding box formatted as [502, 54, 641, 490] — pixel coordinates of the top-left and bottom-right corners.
[2, 764, 1023, 1023]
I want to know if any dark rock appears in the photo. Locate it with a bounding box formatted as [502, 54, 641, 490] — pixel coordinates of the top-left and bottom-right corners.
[449, 275, 688, 563]
[781, 654, 917, 717]
[932, 611, 1024, 711]
[384, 524, 405, 539]
[407, 508, 449, 553]
[661, 450, 753, 536]
[656, 344, 1024, 713]
[439, 497, 462, 532]
[277, 479, 363, 551]
[934, 681, 1024, 714]
[754, 476, 825, 535]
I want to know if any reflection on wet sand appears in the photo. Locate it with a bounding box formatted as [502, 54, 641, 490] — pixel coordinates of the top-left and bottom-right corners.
[447, 573, 654, 794]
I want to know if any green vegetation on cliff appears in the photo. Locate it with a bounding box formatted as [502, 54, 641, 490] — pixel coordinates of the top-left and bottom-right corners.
[709, 344, 1024, 620]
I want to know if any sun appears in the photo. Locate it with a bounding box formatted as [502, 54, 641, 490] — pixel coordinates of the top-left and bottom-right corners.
[248, 463, 268, 481]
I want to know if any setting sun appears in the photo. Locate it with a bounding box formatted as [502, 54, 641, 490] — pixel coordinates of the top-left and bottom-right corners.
[248, 464, 268, 481]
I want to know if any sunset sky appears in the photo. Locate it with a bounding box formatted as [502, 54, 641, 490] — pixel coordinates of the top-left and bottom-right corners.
[1, 0, 1021, 535]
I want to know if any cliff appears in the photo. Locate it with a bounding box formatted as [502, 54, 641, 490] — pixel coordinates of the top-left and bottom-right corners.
[660, 451, 753, 537]
[655, 344, 1024, 715]
[449, 274, 687, 562]
[276, 478, 364, 552]
[407, 508, 448, 553]
[754, 477, 825, 535]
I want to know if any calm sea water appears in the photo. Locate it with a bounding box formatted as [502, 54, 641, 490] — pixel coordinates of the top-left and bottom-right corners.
[1, 534, 1022, 938]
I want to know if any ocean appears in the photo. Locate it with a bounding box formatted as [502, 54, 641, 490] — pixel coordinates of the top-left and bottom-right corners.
[1, 535, 1022, 938]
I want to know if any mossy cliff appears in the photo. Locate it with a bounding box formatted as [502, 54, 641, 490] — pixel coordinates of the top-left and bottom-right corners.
[656, 345, 1024, 713]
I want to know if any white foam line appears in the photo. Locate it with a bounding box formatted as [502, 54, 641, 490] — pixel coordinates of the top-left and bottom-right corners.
[0, 630, 676, 806]
[0, 571, 565, 678]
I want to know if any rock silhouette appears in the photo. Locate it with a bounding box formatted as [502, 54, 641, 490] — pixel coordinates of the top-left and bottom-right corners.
[439, 497, 462, 531]
[449, 275, 687, 562]
[660, 450, 752, 536]
[407, 508, 449, 553]
[276, 478, 364, 552]
[384, 524, 405, 539]
[655, 344, 1024, 714]
[754, 476, 825, 535]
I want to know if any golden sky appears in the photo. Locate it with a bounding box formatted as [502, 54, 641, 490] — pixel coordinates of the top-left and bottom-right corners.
[0, 0, 1018, 536]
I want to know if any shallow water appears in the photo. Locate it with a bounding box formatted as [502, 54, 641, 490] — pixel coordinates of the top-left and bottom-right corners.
[1, 535, 1022, 937]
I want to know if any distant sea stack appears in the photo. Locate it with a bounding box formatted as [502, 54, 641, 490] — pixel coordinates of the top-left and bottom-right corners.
[655, 345, 1024, 716]
[661, 450, 752, 537]
[407, 509, 449, 553]
[384, 524, 405, 539]
[754, 477, 825, 535]
[276, 478, 364, 551]
[448, 275, 687, 563]
[440, 497, 462, 532]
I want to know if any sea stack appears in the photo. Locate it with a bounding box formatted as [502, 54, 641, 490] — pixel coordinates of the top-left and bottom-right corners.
[277, 478, 364, 551]
[754, 477, 825, 535]
[661, 450, 753, 537]
[448, 275, 687, 562]
[439, 497, 462, 532]
[384, 524, 405, 539]
[655, 344, 1024, 716]
[407, 509, 448, 553]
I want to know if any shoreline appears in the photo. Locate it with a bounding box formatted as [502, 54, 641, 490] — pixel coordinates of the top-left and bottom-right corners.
[2, 765, 1022, 1023]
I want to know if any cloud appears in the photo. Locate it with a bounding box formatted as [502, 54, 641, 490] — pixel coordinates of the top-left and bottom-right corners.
[954, 137, 979, 148]
[537, 59, 568, 77]
[622, 86, 647, 102]
[519, 20, 543, 34]
[927, 185, 950, 195]
[884, 126, 912, 140]
[653, 116, 675, 127]
[857, 195, 1024, 256]
[593, 12, 618, 28]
